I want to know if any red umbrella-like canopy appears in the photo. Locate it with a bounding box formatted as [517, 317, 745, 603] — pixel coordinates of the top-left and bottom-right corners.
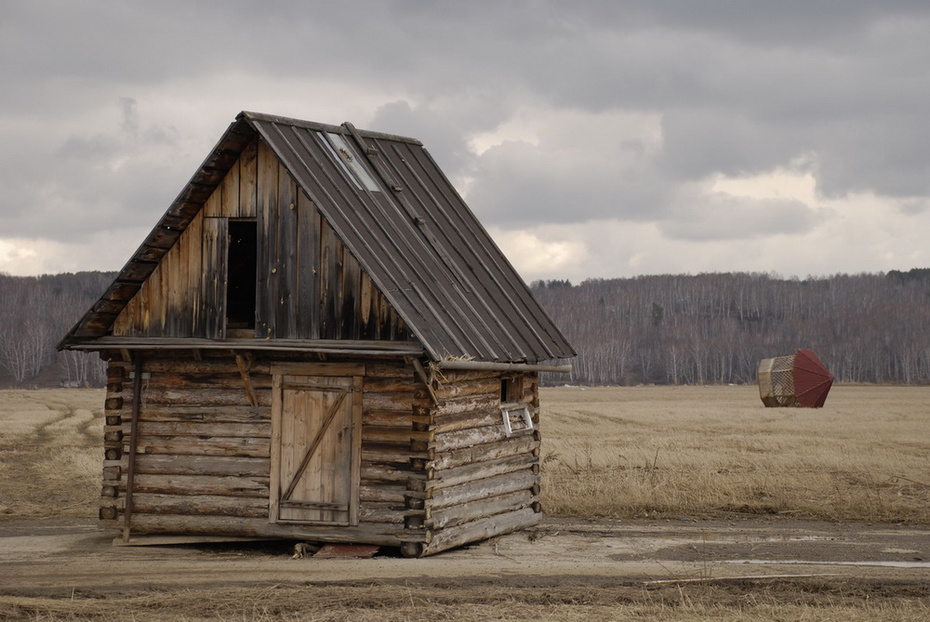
[792, 349, 835, 408]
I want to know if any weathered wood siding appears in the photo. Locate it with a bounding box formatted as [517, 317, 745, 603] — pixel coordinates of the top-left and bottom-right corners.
[111, 136, 410, 342]
[99, 354, 428, 546]
[420, 370, 542, 556]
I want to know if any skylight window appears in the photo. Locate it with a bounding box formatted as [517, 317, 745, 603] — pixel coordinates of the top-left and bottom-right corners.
[323, 132, 381, 192]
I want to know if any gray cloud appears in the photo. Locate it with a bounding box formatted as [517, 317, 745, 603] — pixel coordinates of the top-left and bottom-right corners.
[2, 1, 930, 278]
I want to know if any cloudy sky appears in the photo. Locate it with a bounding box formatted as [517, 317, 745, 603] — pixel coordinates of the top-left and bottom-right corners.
[3, 1, 929, 283]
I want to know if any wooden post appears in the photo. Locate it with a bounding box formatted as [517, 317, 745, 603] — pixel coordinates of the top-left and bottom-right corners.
[409, 357, 439, 406]
[122, 355, 144, 542]
[234, 353, 258, 407]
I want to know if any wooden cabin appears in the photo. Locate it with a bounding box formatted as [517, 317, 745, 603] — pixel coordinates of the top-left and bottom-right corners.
[59, 111, 575, 557]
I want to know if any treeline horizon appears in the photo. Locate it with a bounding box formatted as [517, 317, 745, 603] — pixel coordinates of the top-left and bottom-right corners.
[532, 268, 930, 386]
[1, 268, 928, 388]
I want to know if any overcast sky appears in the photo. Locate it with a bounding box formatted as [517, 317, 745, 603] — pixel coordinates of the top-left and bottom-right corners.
[3, 1, 929, 283]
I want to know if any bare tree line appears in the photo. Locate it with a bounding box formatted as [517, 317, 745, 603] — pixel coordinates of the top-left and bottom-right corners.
[533, 270, 930, 386]
[0, 272, 113, 387]
[2, 269, 928, 387]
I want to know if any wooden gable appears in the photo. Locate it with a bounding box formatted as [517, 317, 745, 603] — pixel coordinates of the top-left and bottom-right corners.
[61, 112, 574, 365]
[111, 137, 411, 343]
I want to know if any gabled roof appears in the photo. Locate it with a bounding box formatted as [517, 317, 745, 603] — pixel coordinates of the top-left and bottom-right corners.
[60, 111, 575, 364]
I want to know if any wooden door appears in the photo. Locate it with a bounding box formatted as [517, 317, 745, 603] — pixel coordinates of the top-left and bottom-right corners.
[270, 371, 362, 525]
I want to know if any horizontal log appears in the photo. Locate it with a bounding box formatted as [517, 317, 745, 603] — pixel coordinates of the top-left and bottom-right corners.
[359, 484, 407, 504]
[270, 362, 365, 376]
[434, 394, 500, 417]
[361, 446, 429, 465]
[429, 470, 538, 510]
[135, 386, 272, 407]
[422, 507, 539, 556]
[127, 435, 271, 458]
[431, 434, 539, 471]
[362, 426, 428, 444]
[141, 372, 272, 391]
[362, 392, 415, 412]
[364, 409, 425, 428]
[128, 473, 269, 497]
[144, 359, 272, 375]
[434, 378, 499, 400]
[139, 404, 269, 423]
[129, 421, 271, 438]
[428, 454, 538, 490]
[427, 489, 534, 530]
[133, 454, 269, 477]
[124, 514, 423, 545]
[431, 423, 511, 453]
[121, 493, 268, 518]
[363, 362, 413, 379]
[360, 463, 424, 484]
[431, 406, 501, 435]
[363, 377, 418, 393]
[359, 502, 409, 525]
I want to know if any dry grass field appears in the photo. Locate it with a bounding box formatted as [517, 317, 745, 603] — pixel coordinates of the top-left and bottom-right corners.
[0, 385, 928, 621]
[541, 384, 930, 523]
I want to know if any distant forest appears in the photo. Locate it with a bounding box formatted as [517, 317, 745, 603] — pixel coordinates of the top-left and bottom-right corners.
[1, 269, 928, 388]
[0, 271, 115, 388]
[533, 269, 930, 386]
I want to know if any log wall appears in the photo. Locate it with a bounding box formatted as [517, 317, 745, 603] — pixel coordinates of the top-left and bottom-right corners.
[99, 353, 427, 546]
[420, 370, 542, 556]
[99, 355, 543, 555]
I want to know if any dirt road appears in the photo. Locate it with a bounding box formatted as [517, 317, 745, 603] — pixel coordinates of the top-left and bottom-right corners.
[2, 517, 928, 595]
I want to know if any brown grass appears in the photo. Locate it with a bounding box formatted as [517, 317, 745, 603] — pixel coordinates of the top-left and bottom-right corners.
[4, 385, 928, 525]
[540, 384, 930, 522]
[0, 389, 103, 519]
[1, 386, 929, 620]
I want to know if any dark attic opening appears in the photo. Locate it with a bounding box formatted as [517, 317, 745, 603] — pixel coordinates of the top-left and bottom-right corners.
[226, 219, 257, 330]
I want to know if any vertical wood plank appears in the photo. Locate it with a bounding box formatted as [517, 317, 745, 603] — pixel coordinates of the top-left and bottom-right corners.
[202, 217, 228, 339]
[166, 225, 185, 337]
[296, 191, 321, 339]
[319, 219, 339, 339]
[135, 277, 149, 336]
[276, 166, 297, 338]
[186, 211, 204, 336]
[341, 247, 361, 340]
[111, 295, 133, 336]
[358, 273, 373, 339]
[202, 177, 223, 218]
[148, 258, 165, 336]
[239, 139, 258, 218]
[221, 154, 240, 217]
[256, 140, 278, 339]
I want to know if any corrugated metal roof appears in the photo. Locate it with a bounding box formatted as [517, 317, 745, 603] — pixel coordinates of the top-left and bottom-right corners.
[60, 111, 575, 364]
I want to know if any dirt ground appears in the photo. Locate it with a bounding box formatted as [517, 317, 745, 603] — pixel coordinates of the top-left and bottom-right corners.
[1, 516, 928, 620]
